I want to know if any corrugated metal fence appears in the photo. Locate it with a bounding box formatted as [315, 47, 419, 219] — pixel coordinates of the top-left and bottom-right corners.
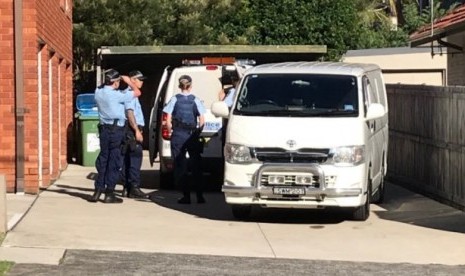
[387, 84, 465, 210]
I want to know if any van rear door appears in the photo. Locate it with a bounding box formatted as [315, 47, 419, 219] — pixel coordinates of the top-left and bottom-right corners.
[148, 66, 170, 166]
[182, 67, 224, 158]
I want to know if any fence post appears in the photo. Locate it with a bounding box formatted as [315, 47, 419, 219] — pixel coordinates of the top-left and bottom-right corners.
[0, 175, 6, 233]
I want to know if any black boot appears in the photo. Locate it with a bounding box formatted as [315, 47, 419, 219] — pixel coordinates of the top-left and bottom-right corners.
[103, 191, 123, 204]
[121, 187, 129, 198]
[177, 192, 191, 204]
[88, 190, 103, 203]
[128, 187, 149, 199]
[196, 193, 206, 204]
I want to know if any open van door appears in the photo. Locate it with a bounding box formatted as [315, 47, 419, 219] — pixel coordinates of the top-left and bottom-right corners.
[148, 66, 170, 167]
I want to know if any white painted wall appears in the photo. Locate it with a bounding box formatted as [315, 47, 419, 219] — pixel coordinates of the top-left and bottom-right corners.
[342, 47, 448, 86]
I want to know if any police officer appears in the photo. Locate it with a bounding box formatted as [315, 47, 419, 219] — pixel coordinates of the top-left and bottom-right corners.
[121, 70, 149, 199]
[218, 74, 239, 108]
[163, 75, 206, 204]
[89, 69, 141, 203]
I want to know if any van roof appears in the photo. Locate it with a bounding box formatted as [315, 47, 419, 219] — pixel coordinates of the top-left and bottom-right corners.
[245, 62, 380, 76]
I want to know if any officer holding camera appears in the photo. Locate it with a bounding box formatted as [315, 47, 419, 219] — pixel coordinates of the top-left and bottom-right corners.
[163, 75, 206, 204]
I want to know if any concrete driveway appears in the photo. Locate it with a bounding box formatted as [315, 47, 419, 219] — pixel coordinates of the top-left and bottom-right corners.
[1, 153, 465, 267]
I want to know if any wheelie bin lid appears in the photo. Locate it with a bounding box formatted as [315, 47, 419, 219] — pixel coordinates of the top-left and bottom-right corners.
[76, 93, 98, 117]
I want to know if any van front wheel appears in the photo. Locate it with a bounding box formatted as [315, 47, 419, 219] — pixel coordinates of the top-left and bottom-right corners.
[351, 177, 371, 221]
[372, 166, 385, 204]
[231, 205, 252, 220]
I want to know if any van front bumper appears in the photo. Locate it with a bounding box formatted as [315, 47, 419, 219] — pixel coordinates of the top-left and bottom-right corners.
[222, 163, 366, 208]
[222, 186, 363, 208]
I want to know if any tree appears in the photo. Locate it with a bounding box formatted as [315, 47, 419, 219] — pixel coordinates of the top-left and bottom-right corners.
[242, 0, 360, 60]
[73, 0, 154, 91]
[76, 0, 452, 89]
[400, 0, 460, 34]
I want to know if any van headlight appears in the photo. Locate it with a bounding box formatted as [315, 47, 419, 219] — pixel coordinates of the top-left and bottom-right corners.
[329, 146, 365, 166]
[224, 144, 253, 164]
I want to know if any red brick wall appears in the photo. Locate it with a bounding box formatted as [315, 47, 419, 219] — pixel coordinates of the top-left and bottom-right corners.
[0, 0, 72, 193]
[0, 1, 16, 191]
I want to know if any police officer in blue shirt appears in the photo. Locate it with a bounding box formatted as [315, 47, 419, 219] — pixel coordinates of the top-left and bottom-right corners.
[121, 70, 149, 199]
[218, 74, 239, 108]
[163, 75, 206, 204]
[89, 69, 141, 203]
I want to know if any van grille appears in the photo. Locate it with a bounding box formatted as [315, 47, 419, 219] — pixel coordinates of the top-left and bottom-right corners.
[260, 173, 321, 188]
[252, 148, 329, 164]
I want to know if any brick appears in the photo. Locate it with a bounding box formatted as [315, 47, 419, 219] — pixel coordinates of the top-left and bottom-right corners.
[0, 0, 73, 194]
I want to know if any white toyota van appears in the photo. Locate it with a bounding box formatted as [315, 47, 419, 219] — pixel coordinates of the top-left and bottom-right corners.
[148, 58, 252, 189]
[211, 62, 388, 221]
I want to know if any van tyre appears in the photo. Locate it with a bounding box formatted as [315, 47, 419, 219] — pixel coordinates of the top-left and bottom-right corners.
[352, 176, 371, 221]
[372, 166, 385, 204]
[210, 169, 224, 192]
[231, 205, 252, 220]
[160, 171, 174, 190]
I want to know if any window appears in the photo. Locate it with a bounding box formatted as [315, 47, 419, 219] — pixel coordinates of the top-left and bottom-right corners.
[234, 74, 359, 118]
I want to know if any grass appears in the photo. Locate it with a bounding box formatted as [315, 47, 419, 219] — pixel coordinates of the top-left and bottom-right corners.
[0, 262, 13, 276]
[0, 233, 14, 275]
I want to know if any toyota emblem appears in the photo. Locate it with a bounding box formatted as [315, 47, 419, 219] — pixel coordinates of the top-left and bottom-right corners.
[286, 140, 296, 148]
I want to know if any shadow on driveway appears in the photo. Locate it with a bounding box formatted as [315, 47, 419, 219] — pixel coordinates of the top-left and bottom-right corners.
[43, 165, 465, 232]
[374, 182, 465, 234]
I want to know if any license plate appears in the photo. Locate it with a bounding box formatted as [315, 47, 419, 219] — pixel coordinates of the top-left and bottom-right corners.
[203, 121, 222, 132]
[273, 187, 305, 195]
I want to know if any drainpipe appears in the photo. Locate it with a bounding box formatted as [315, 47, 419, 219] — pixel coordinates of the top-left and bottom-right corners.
[430, 0, 434, 37]
[14, 0, 25, 193]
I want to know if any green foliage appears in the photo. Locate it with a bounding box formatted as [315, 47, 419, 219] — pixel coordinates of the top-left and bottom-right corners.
[73, 0, 462, 90]
[73, 0, 155, 91]
[150, 0, 251, 45]
[242, 0, 360, 60]
[401, 0, 460, 34]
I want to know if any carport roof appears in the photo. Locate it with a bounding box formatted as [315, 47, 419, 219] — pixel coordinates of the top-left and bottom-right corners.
[410, 4, 465, 47]
[98, 45, 327, 55]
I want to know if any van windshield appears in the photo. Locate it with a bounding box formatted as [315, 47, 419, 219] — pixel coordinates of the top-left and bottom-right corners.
[233, 74, 359, 117]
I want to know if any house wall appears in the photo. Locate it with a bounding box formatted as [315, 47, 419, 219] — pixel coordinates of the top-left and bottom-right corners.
[343, 47, 448, 86]
[0, 0, 72, 194]
[0, 1, 16, 191]
[446, 33, 465, 85]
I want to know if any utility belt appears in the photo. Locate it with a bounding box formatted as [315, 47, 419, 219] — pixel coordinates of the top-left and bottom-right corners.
[122, 124, 144, 153]
[173, 120, 197, 130]
[99, 119, 124, 131]
[125, 124, 144, 134]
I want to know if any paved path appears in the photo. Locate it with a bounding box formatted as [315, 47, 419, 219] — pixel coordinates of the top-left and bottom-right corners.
[1, 153, 465, 274]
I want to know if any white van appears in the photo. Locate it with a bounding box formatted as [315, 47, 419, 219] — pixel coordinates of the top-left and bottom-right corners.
[211, 62, 388, 221]
[148, 58, 252, 189]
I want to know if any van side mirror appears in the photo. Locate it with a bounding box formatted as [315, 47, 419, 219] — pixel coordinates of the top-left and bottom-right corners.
[366, 103, 385, 120]
[211, 101, 230, 118]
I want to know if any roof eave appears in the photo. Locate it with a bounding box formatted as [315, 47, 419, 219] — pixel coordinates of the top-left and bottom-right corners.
[410, 21, 465, 47]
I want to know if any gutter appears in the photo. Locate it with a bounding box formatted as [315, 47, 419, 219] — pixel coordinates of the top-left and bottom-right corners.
[14, 0, 25, 193]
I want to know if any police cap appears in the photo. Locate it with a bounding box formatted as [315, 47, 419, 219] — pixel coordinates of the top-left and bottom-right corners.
[104, 69, 121, 83]
[129, 70, 147, 80]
